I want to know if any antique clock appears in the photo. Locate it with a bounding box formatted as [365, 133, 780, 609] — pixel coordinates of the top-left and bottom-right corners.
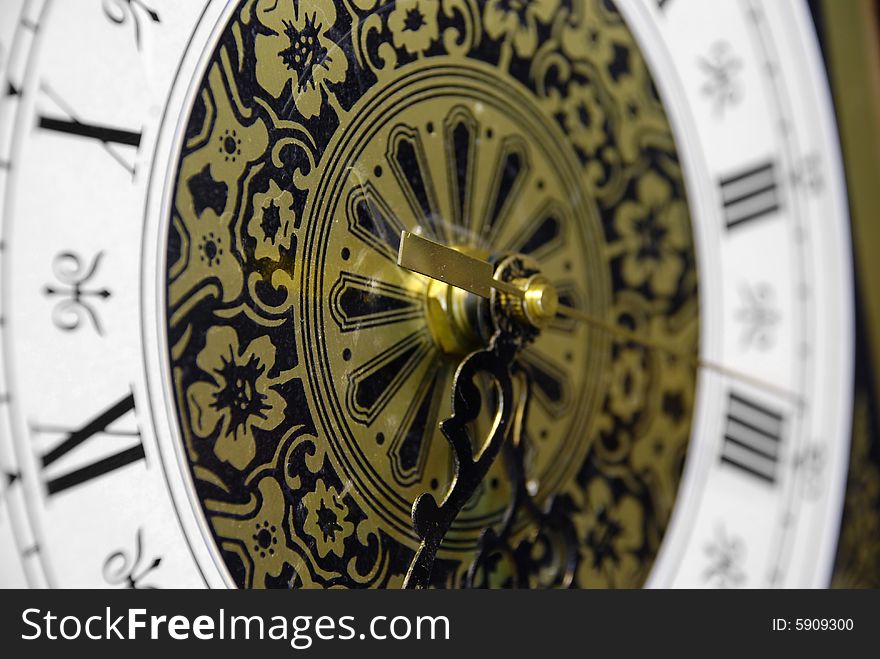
[0, 0, 872, 589]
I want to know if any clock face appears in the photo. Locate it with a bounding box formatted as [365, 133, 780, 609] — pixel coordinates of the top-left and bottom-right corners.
[0, 0, 853, 589]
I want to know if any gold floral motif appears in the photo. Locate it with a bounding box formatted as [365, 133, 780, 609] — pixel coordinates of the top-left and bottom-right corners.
[630, 352, 694, 521]
[167, 0, 699, 589]
[611, 71, 672, 164]
[175, 62, 269, 219]
[560, 0, 620, 72]
[614, 171, 689, 297]
[388, 0, 439, 56]
[211, 477, 313, 588]
[483, 0, 556, 58]
[186, 325, 286, 470]
[560, 82, 607, 158]
[574, 478, 645, 588]
[248, 179, 297, 261]
[302, 479, 355, 559]
[557, 1, 671, 166]
[254, 0, 348, 119]
[175, 208, 245, 304]
[171, 58, 268, 305]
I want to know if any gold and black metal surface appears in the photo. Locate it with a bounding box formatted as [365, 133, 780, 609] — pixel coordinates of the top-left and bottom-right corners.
[166, 0, 700, 588]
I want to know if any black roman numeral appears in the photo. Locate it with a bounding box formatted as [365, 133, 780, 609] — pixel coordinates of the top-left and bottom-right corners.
[38, 84, 141, 176]
[38, 117, 141, 147]
[720, 390, 785, 484]
[719, 161, 781, 229]
[35, 392, 144, 496]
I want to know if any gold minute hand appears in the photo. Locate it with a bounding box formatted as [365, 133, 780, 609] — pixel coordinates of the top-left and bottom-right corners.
[396, 230, 522, 299]
[397, 231, 801, 403]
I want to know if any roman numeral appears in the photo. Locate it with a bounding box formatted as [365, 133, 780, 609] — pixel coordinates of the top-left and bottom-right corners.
[720, 390, 785, 484]
[719, 161, 781, 229]
[37, 83, 142, 176]
[38, 117, 141, 147]
[34, 392, 144, 496]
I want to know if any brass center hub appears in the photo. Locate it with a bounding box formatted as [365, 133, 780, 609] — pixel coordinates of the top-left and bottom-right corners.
[423, 245, 488, 356]
[425, 276, 483, 356]
[424, 250, 561, 356]
[507, 274, 560, 329]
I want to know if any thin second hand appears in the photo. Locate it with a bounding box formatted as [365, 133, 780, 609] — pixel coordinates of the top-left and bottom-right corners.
[397, 231, 801, 404]
[556, 304, 803, 405]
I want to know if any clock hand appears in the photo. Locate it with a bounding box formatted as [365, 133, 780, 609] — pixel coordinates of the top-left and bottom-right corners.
[401, 240, 552, 588]
[464, 367, 578, 589]
[403, 329, 522, 589]
[398, 231, 801, 404]
[397, 230, 534, 300]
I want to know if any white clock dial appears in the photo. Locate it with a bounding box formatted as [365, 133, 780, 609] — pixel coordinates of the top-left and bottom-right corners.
[623, 0, 853, 588]
[0, 0, 854, 589]
[0, 0, 215, 588]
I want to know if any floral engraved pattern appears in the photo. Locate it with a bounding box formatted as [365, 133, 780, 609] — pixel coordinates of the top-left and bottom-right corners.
[176, 64, 269, 216]
[179, 209, 245, 304]
[166, 0, 699, 589]
[614, 171, 690, 297]
[212, 477, 313, 588]
[574, 479, 645, 588]
[388, 0, 439, 55]
[186, 326, 286, 470]
[560, 82, 607, 159]
[483, 0, 556, 58]
[302, 479, 355, 559]
[249, 179, 297, 261]
[255, 0, 348, 119]
[560, 2, 618, 71]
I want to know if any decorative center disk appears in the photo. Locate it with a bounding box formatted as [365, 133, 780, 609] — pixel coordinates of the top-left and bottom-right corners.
[166, 0, 699, 589]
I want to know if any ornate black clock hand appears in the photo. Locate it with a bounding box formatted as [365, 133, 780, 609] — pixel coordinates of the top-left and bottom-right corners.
[403, 252, 545, 589]
[403, 330, 519, 589]
[464, 367, 578, 589]
[404, 297, 577, 589]
[399, 231, 801, 404]
[399, 231, 800, 589]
